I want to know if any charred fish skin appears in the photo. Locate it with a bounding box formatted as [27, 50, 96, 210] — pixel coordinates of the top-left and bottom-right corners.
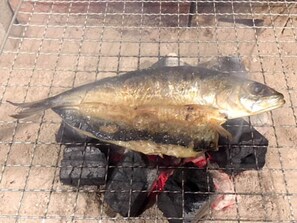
[54, 107, 219, 158]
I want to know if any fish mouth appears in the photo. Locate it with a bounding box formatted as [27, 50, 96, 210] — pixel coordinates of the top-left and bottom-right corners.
[268, 94, 285, 107]
[253, 95, 285, 114]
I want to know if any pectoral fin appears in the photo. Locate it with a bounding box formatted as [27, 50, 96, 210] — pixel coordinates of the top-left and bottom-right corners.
[209, 122, 232, 141]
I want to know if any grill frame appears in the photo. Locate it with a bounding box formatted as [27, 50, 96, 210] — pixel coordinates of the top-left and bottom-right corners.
[0, 0, 296, 222]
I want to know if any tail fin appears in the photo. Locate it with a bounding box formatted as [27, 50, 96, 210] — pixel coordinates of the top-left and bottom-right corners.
[7, 98, 55, 119]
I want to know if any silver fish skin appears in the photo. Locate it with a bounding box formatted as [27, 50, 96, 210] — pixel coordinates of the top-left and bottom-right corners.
[8, 66, 285, 157]
[9, 66, 285, 120]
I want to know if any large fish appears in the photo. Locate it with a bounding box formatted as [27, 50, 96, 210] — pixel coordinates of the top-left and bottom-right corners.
[8, 66, 285, 157]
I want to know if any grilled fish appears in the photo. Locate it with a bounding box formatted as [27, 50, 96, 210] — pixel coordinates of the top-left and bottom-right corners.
[8, 66, 285, 157]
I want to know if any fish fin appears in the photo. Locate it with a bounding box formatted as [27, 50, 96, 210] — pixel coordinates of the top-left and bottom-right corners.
[158, 153, 164, 158]
[7, 98, 54, 119]
[150, 53, 190, 68]
[209, 122, 232, 140]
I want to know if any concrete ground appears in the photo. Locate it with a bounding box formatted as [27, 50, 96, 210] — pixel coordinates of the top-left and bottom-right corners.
[0, 1, 296, 222]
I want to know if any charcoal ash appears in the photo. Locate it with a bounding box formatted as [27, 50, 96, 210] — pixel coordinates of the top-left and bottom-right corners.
[157, 163, 215, 223]
[60, 146, 107, 186]
[104, 152, 159, 217]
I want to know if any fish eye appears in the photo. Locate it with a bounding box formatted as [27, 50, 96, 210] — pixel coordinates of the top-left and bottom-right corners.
[250, 82, 265, 95]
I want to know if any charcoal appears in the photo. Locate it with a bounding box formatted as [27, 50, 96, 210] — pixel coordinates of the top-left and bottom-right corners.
[198, 56, 248, 77]
[60, 146, 107, 186]
[104, 152, 158, 217]
[220, 118, 268, 146]
[158, 163, 214, 223]
[209, 118, 268, 173]
[218, 18, 264, 27]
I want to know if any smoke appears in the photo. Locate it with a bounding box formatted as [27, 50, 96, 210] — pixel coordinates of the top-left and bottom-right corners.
[250, 113, 270, 127]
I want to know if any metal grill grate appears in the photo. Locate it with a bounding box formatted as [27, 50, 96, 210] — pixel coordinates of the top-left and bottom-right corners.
[0, 0, 297, 222]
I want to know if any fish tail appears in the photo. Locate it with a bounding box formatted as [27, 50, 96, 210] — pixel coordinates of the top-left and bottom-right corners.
[7, 97, 56, 119]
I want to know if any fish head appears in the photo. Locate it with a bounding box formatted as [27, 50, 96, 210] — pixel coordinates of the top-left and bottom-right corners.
[216, 79, 285, 119]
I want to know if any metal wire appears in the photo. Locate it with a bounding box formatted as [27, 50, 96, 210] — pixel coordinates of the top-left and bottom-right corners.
[0, 0, 297, 222]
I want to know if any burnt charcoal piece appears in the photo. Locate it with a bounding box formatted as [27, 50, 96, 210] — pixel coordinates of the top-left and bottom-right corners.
[218, 18, 264, 27]
[158, 163, 214, 223]
[220, 118, 268, 146]
[209, 118, 268, 173]
[60, 146, 107, 186]
[198, 56, 248, 77]
[104, 152, 158, 217]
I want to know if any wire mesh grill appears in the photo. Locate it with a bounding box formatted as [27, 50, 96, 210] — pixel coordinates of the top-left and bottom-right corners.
[0, 0, 297, 222]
